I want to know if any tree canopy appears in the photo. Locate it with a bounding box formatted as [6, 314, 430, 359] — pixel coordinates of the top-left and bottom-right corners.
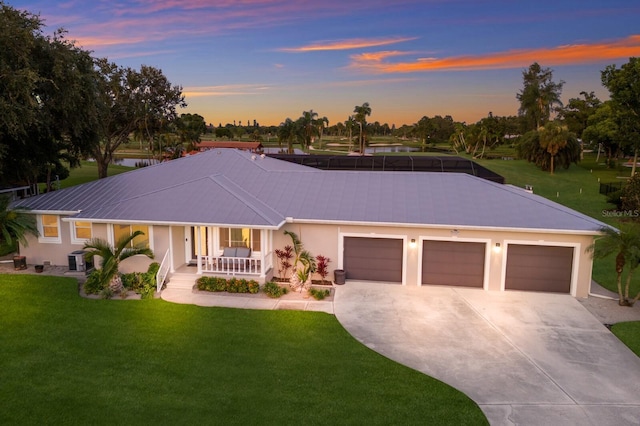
[517, 63, 564, 132]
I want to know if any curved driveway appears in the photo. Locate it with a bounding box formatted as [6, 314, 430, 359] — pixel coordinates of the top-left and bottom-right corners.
[334, 282, 640, 426]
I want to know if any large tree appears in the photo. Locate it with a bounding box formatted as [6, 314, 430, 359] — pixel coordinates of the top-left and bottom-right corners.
[558, 91, 601, 137]
[516, 63, 564, 132]
[601, 57, 640, 176]
[0, 3, 100, 188]
[277, 118, 298, 154]
[91, 60, 186, 178]
[297, 110, 319, 150]
[517, 122, 580, 172]
[582, 102, 620, 165]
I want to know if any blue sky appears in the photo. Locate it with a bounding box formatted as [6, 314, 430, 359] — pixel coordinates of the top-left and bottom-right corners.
[10, 0, 640, 127]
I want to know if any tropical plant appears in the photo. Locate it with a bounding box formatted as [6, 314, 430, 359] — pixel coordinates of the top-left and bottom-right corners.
[283, 230, 315, 291]
[298, 110, 320, 150]
[353, 102, 372, 153]
[277, 118, 298, 154]
[538, 121, 570, 174]
[0, 195, 39, 248]
[274, 245, 293, 279]
[516, 125, 580, 172]
[83, 230, 154, 293]
[263, 281, 289, 298]
[315, 255, 331, 283]
[588, 224, 640, 306]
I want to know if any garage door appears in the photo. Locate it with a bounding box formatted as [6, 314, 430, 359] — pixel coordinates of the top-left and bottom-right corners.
[343, 237, 403, 283]
[422, 240, 485, 287]
[505, 244, 573, 293]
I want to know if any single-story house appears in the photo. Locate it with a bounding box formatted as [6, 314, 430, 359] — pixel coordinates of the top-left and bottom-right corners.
[11, 149, 607, 297]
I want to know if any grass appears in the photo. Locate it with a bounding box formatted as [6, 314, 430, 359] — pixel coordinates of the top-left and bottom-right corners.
[60, 161, 133, 189]
[0, 275, 487, 425]
[611, 322, 640, 357]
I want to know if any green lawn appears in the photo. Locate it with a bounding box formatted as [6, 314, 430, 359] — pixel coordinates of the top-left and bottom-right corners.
[60, 161, 133, 189]
[0, 275, 487, 425]
[611, 322, 640, 357]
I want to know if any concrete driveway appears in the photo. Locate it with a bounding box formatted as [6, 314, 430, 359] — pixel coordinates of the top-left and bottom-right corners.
[334, 282, 640, 426]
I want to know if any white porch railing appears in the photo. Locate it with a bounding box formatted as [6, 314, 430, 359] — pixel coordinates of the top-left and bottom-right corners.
[156, 249, 171, 292]
[201, 255, 261, 275]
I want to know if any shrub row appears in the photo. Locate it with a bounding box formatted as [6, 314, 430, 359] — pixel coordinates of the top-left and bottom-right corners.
[263, 281, 289, 298]
[196, 276, 260, 294]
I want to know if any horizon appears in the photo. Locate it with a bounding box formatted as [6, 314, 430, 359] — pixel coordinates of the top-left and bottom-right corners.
[10, 0, 640, 127]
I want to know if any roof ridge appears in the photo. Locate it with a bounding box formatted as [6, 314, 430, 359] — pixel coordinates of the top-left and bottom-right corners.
[208, 174, 285, 223]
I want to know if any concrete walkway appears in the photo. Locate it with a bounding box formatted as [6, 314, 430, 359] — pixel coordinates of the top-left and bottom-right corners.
[333, 282, 640, 426]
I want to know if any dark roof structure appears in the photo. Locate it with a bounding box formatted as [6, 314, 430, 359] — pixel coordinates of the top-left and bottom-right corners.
[266, 154, 505, 184]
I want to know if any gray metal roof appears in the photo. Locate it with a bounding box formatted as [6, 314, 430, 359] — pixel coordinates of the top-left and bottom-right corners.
[12, 149, 606, 233]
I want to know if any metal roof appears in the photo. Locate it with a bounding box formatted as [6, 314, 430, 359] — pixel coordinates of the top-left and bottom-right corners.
[12, 149, 606, 233]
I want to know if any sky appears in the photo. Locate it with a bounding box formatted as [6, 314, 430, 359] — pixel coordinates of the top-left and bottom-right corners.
[9, 0, 640, 127]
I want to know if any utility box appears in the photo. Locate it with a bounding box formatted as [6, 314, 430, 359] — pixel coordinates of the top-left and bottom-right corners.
[13, 256, 27, 270]
[68, 250, 92, 272]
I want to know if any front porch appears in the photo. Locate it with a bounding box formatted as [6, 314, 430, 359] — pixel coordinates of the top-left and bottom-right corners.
[164, 262, 274, 291]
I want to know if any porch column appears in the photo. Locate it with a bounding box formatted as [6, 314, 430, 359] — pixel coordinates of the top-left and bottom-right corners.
[196, 225, 202, 274]
[169, 226, 175, 273]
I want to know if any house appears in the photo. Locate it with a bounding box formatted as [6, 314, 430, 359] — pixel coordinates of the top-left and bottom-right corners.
[195, 141, 263, 153]
[11, 149, 606, 297]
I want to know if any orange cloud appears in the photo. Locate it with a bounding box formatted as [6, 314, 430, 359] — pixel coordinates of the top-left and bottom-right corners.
[349, 35, 640, 73]
[279, 37, 417, 52]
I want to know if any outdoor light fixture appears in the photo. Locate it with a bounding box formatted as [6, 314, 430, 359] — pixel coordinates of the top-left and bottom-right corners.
[493, 243, 501, 253]
[409, 239, 417, 248]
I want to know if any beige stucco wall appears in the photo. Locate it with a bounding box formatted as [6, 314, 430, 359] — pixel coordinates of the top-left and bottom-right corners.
[273, 222, 596, 298]
[19, 216, 596, 298]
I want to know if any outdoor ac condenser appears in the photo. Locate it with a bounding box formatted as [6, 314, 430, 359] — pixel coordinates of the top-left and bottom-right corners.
[68, 250, 91, 272]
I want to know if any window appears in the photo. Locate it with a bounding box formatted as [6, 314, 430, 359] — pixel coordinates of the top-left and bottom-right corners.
[71, 221, 92, 244]
[113, 224, 150, 248]
[38, 215, 61, 243]
[219, 228, 261, 252]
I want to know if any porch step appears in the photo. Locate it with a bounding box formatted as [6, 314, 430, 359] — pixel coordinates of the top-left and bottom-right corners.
[165, 272, 197, 291]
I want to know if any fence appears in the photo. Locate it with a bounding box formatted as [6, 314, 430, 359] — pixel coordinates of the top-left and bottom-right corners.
[599, 182, 625, 195]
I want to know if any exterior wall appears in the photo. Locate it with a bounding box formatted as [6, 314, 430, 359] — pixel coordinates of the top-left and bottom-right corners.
[274, 222, 596, 298]
[19, 215, 87, 266]
[171, 226, 186, 272]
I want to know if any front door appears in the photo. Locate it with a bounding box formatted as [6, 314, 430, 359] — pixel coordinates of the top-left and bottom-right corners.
[188, 226, 209, 263]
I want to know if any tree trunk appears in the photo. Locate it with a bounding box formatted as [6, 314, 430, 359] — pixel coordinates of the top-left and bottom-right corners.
[550, 155, 555, 175]
[632, 148, 638, 177]
[616, 271, 626, 306]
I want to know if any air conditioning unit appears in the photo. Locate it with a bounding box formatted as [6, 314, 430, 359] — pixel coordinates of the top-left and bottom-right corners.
[68, 250, 92, 272]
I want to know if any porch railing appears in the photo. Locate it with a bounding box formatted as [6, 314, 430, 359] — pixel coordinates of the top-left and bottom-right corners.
[156, 249, 170, 293]
[201, 255, 261, 276]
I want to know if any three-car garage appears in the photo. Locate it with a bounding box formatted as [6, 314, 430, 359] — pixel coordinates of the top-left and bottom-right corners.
[341, 235, 576, 295]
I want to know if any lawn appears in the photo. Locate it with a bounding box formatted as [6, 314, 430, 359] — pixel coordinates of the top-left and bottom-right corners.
[611, 322, 640, 357]
[0, 275, 487, 425]
[60, 161, 133, 189]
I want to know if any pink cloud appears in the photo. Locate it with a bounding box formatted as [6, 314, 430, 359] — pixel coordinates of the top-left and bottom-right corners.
[278, 37, 417, 53]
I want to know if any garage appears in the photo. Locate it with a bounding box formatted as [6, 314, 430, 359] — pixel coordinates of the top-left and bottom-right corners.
[343, 237, 403, 283]
[422, 240, 486, 287]
[505, 244, 574, 293]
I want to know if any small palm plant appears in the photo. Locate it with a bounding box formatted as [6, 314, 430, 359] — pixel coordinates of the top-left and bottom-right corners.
[588, 223, 640, 306]
[0, 195, 39, 249]
[83, 230, 154, 294]
[284, 230, 316, 291]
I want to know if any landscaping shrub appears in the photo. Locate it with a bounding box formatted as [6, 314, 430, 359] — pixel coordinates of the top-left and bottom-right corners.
[120, 262, 159, 299]
[309, 288, 330, 300]
[263, 281, 288, 298]
[197, 276, 260, 294]
[83, 270, 106, 295]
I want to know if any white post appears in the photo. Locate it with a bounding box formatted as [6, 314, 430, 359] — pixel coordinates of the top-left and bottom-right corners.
[196, 225, 202, 275]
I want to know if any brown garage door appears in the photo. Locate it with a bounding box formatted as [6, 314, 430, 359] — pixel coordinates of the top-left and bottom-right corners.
[422, 240, 486, 287]
[505, 244, 573, 293]
[343, 237, 403, 283]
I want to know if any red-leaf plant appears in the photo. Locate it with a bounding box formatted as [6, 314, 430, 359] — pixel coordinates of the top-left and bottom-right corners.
[275, 245, 293, 280]
[315, 255, 331, 284]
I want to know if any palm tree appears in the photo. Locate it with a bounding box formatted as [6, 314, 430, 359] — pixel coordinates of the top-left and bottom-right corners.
[538, 122, 569, 174]
[353, 102, 372, 154]
[344, 116, 355, 151]
[83, 230, 154, 291]
[316, 116, 329, 148]
[277, 118, 297, 154]
[588, 224, 640, 306]
[0, 195, 39, 249]
[299, 110, 319, 149]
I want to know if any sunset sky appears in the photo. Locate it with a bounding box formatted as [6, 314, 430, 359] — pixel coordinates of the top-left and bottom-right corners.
[10, 0, 640, 127]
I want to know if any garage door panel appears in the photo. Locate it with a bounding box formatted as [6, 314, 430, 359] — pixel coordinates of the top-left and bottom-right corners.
[422, 241, 485, 287]
[344, 237, 403, 283]
[505, 245, 573, 293]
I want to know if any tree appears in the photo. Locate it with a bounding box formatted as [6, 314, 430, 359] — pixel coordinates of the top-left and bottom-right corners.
[558, 91, 602, 137]
[589, 224, 640, 306]
[91, 60, 186, 178]
[176, 113, 206, 150]
[517, 123, 580, 172]
[83, 230, 154, 292]
[0, 195, 38, 248]
[516, 63, 564, 132]
[601, 58, 640, 176]
[1, 4, 100, 188]
[298, 110, 319, 150]
[277, 118, 298, 154]
[353, 102, 372, 154]
[538, 121, 570, 174]
[582, 102, 620, 165]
